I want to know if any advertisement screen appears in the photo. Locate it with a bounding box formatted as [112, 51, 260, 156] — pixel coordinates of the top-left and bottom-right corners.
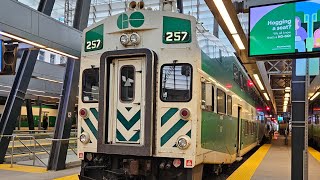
[249, 0, 320, 57]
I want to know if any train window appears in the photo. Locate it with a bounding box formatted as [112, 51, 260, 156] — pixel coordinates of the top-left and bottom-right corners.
[120, 66, 135, 102]
[217, 89, 226, 114]
[82, 68, 99, 103]
[227, 95, 232, 115]
[160, 64, 192, 102]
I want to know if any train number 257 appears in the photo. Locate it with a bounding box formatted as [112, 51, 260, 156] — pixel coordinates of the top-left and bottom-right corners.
[86, 39, 101, 50]
[165, 32, 188, 42]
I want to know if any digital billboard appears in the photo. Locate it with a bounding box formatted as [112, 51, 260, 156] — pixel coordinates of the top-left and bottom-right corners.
[249, 0, 320, 57]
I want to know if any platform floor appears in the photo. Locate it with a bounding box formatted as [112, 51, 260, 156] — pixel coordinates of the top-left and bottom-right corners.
[228, 135, 320, 180]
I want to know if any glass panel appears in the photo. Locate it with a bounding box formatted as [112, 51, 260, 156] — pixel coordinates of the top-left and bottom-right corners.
[161, 64, 192, 102]
[227, 95, 232, 115]
[120, 66, 135, 102]
[82, 68, 99, 102]
[217, 89, 226, 114]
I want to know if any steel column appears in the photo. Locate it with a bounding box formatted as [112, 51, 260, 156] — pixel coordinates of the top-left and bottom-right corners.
[47, 0, 91, 171]
[26, 99, 35, 131]
[0, 0, 55, 163]
[291, 59, 307, 180]
[0, 50, 39, 163]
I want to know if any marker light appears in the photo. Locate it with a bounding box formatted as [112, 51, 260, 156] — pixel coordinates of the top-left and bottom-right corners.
[120, 34, 130, 45]
[253, 74, 264, 91]
[79, 108, 88, 118]
[176, 135, 191, 150]
[130, 33, 141, 45]
[180, 108, 190, 120]
[80, 132, 90, 144]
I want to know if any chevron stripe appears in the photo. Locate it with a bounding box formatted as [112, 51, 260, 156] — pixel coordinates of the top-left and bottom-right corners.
[84, 118, 98, 139]
[90, 108, 99, 120]
[161, 108, 178, 126]
[161, 119, 188, 146]
[129, 131, 140, 141]
[116, 129, 126, 141]
[117, 110, 141, 130]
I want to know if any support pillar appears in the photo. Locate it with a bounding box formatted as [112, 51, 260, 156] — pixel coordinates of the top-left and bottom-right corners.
[291, 59, 308, 180]
[26, 99, 35, 131]
[0, 0, 55, 163]
[47, 0, 91, 171]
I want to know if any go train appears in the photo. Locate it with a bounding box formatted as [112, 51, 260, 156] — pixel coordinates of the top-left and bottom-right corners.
[77, 1, 267, 179]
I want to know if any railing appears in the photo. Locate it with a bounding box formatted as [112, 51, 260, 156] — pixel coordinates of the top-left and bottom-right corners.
[1, 133, 78, 168]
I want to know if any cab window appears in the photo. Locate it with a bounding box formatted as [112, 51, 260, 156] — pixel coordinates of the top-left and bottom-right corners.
[160, 64, 192, 102]
[82, 68, 99, 103]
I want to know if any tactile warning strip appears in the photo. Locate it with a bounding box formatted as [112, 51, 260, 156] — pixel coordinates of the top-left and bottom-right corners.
[227, 144, 272, 180]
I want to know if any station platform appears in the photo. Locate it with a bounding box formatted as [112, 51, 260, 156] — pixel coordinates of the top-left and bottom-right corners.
[227, 135, 320, 180]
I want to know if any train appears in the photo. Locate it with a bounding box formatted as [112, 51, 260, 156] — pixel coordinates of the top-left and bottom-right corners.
[77, 1, 268, 179]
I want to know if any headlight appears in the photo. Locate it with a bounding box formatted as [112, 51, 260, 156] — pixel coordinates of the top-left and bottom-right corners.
[130, 33, 141, 45]
[80, 132, 90, 144]
[120, 34, 130, 45]
[176, 135, 191, 150]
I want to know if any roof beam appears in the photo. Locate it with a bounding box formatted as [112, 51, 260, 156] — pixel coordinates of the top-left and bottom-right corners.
[0, 0, 81, 57]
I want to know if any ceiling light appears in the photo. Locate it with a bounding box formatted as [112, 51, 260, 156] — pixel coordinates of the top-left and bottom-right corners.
[232, 34, 245, 50]
[263, 93, 270, 101]
[34, 76, 63, 84]
[285, 93, 290, 98]
[0, 31, 46, 48]
[285, 87, 291, 92]
[253, 74, 264, 91]
[46, 48, 79, 60]
[310, 92, 320, 101]
[213, 0, 237, 34]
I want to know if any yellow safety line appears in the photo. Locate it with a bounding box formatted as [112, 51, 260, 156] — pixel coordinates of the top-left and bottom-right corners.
[308, 147, 320, 161]
[227, 144, 272, 180]
[0, 164, 47, 173]
[53, 174, 79, 180]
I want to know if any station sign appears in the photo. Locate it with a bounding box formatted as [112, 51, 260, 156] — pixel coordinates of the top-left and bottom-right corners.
[249, 0, 320, 58]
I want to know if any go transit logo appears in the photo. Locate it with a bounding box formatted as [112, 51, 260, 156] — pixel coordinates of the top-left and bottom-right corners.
[117, 12, 145, 29]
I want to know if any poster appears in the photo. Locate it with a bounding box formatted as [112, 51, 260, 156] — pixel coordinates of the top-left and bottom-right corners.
[249, 0, 320, 57]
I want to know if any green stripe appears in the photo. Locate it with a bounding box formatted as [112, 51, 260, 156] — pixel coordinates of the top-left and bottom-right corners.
[90, 108, 99, 120]
[116, 130, 127, 141]
[84, 118, 98, 139]
[129, 131, 140, 141]
[161, 119, 188, 146]
[186, 130, 191, 138]
[161, 108, 179, 126]
[117, 110, 141, 130]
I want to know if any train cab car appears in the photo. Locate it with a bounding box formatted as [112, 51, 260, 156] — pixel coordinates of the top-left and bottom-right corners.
[77, 1, 266, 179]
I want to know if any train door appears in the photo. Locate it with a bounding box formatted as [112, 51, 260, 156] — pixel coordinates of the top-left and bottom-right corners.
[110, 58, 145, 145]
[237, 106, 242, 156]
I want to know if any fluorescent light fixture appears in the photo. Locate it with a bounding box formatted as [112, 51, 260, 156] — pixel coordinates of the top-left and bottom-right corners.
[232, 34, 245, 50]
[213, 0, 237, 34]
[34, 76, 63, 84]
[32, 94, 60, 99]
[253, 74, 264, 91]
[285, 87, 291, 92]
[310, 92, 320, 101]
[285, 93, 290, 98]
[27, 89, 46, 93]
[263, 93, 270, 101]
[0, 31, 46, 48]
[46, 48, 79, 60]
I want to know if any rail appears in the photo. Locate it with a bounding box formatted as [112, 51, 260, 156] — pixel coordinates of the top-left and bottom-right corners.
[0, 134, 78, 168]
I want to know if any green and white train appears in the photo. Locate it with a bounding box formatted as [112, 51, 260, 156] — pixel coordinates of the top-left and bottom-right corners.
[77, 1, 267, 179]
